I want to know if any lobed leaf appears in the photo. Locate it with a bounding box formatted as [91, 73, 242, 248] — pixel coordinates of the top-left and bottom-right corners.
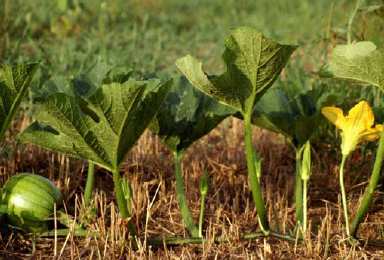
[19, 77, 171, 171]
[176, 27, 296, 113]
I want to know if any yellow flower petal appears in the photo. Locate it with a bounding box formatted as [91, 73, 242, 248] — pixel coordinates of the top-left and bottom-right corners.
[321, 106, 346, 130]
[323, 101, 381, 156]
[361, 124, 384, 142]
[376, 124, 384, 131]
[346, 100, 374, 130]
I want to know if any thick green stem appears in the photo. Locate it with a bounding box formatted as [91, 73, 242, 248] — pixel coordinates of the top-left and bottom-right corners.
[84, 161, 95, 206]
[339, 155, 350, 237]
[244, 114, 269, 234]
[350, 132, 384, 237]
[294, 148, 303, 227]
[174, 151, 199, 237]
[112, 167, 136, 236]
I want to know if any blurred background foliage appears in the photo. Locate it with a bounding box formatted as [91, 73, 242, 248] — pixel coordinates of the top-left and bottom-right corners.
[1, 0, 384, 149]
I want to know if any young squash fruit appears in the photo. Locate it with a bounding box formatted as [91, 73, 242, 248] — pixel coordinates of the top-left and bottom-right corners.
[1, 173, 63, 233]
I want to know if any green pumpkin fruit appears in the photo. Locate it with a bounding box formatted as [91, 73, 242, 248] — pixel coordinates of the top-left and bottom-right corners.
[1, 173, 63, 233]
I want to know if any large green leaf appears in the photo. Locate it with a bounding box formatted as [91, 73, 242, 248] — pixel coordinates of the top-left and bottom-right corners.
[150, 77, 235, 152]
[19, 77, 171, 171]
[0, 63, 38, 140]
[176, 27, 296, 113]
[327, 41, 384, 90]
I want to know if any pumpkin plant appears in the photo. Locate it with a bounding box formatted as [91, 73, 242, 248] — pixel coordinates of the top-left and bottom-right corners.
[0, 173, 63, 233]
[150, 77, 234, 237]
[69, 68, 135, 207]
[324, 39, 384, 238]
[250, 71, 334, 233]
[176, 27, 296, 234]
[18, 71, 171, 235]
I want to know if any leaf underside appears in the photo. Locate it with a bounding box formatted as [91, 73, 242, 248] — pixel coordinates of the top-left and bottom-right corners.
[19, 78, 171, 171]
[328, 41, 384, 90]
[176, 27, 297, 113]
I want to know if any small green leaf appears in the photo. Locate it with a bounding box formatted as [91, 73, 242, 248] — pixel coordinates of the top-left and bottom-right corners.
[327, 41, 384, 90]
[176, 27, 296, 113]
[0, 63, 38, 141]
[19, 76, 171, 171]
[150, 77, 235, 152]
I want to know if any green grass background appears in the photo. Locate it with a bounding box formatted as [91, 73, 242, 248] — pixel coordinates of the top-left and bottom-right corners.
[1, 0, 384, 122]
[3, 0, 381, 76]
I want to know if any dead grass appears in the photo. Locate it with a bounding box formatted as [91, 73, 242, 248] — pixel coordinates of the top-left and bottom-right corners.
[1, 117, 384, 259]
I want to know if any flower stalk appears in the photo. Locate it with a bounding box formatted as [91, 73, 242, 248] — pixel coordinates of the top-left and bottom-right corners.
[339, 155, 350, 237]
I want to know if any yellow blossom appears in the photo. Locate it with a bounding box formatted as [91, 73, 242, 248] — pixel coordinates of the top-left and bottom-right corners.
[321, 100, 383, 156]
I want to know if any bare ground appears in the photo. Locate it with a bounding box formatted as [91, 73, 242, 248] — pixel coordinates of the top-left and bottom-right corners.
[1, 117, 384, 259]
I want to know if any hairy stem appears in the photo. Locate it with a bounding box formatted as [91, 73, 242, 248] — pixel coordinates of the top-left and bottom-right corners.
[84, 161, 95, 206]
[350, 132, 384, 236]
[339, 155, 350, 237]
[174, 150, 199, 237]
[244, 114, 269, 234]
